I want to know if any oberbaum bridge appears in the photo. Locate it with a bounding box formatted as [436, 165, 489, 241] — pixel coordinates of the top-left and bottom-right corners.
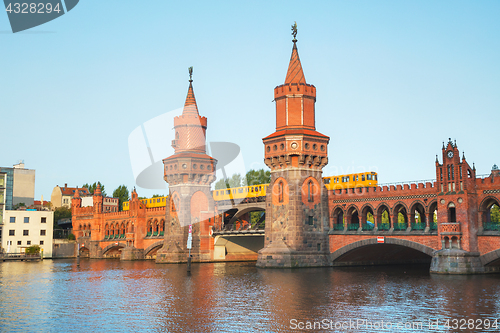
[72, 28, 500, 274]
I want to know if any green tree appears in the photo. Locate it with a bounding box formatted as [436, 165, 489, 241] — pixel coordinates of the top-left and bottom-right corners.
[152, 194, 164, 198]
[491, 204, 500, 223]
[381, 210, 389, 224]
[54, 206, 71, 229]
[82, 181, 107, 197]
[228, 174, 243, 188]
[112, 185, 129, 212]
[398, 212, 406, 224]
[13, 202, 26, 210]
[25, 245, 40, 254]
[214, 178, 229, 190]
[245, 169, 271, 186]
[367, 212, 374, 223]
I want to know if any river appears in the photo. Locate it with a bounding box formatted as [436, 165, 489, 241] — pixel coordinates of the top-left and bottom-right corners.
[1, 260, 499, 332]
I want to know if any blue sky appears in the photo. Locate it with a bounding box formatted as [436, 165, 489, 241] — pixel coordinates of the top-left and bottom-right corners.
[1, 1, 499, 200]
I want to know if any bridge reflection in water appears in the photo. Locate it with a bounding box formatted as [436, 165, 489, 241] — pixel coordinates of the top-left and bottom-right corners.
[1, 259, 500, 332]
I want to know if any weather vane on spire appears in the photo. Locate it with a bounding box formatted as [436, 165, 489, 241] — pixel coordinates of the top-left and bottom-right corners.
[188, 66, 193, 82]
[291, 21, 298, 42]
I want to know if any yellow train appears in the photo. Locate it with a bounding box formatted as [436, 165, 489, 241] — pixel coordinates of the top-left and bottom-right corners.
[123, 196, 168, 211]
[323, 172, 378, 191]
[122, 172, 378, 209]
[213, 184, 269, 203]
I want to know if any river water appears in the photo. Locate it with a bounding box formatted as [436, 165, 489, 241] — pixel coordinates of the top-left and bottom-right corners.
[1, 260, 500, 332]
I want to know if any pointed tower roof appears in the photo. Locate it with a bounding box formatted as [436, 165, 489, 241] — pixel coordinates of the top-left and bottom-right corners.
[73, 186, 80, 198]
[182, 66, 199, 115]
[94, 183, 102, 196]
[284, 23, 306, 84]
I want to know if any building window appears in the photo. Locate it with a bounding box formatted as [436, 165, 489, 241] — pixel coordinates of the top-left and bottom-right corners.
[24, 217, 29, 223]
[308, 181, 314, 202]
[10, 216, 15, 223]
[40, 230, 46, 236]
[40, 241, 44, 245]
[7, 241, 12, 246]
[41, 217, 46, 223]
[17, 241, 21, 245]
[27, 241, 31, 245]
[278, 181, 284, 203]
[23, 230, 29, 236]
[308, 216, 314, 225]
[9, 230, 14, 236]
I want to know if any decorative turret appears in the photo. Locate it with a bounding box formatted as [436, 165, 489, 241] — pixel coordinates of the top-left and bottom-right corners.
[71, 186, 81, 210]
[93, 182, 103, 214]
[163, 68, 217, 186]
[263, 23, 329, 171]
[435, 139, 474, 193]
[257, 23, 331, 268]
[157, 68, 218, 264]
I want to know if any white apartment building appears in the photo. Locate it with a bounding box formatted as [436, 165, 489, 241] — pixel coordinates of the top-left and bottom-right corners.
[2, 210, 54, 258]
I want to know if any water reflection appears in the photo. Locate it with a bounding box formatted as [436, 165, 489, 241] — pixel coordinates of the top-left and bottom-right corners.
[0, 260, 500, 332]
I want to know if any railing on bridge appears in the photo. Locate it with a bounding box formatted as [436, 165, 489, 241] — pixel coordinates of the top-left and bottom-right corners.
[483, 222, 500, 231]
[213, 220, 265, 235]
[331, 221, 437, 232]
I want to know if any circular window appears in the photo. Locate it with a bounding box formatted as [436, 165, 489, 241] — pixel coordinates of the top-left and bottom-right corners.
[291, 142, 298, 149]
[280, 143, 284, 150]
[305, 143, 310, 149]
[320, 145, 325, 151]
[169, 165, 173, 170]
[313, 144, 317, 150]
[182, 163, 187, 169]
[193, 164, 197, 169]
[440, 199, 445, 204]
[200, 165, 205, 170]
[458, 198, 463, 204]
[273, 145, 277, 151]
[207, 165, 211, 170]
[267, 146, 270, 152]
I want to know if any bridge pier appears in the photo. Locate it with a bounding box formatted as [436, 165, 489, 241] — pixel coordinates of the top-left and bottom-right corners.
[120, 246, 144, 261]
[430, 249, 485, 274]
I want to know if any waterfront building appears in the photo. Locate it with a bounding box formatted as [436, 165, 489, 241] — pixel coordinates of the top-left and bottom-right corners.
[51, 184, 90, 209]
[0, 172, 6, 251]
[2, 209, 54, 257]
[0, 161, 35, 210]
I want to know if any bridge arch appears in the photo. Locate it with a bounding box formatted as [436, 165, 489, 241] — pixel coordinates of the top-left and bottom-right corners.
[409, 200, 427, 225]
[144, 241, 164, 258]
[102, 242, 126, 258]
[360, 203, 375, 226]
[480, 249, 500, 267]
[331, 238, 435, 265]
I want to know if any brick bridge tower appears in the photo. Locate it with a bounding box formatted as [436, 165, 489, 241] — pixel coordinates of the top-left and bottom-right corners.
[431, 138, 484, 273]
[156, 68, 217, 264]
[257, 24, 331, 268]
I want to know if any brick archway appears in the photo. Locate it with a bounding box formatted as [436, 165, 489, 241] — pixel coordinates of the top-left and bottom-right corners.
[330, 238, 435, 263]
[144, 241, 164, 257]
[102, 242, 126, 255]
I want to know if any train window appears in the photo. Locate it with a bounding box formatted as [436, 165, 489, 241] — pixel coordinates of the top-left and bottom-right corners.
[375, 174, 377, 181]
[362, 175, 365, 181]
[233, 189, 236, 193]
[356, 175, 359, 181]
[238, 189, 243, 193]
[367, 174, 372, 180]
[251, 187, 254, 192]
[226, 190, 230, 195]
[259, 186, 261, 191]
[324, 178, 330, 184]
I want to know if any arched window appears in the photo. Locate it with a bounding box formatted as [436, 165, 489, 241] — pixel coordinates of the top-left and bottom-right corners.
[308, 180, 314, 202]
[278, 181, 284, 203]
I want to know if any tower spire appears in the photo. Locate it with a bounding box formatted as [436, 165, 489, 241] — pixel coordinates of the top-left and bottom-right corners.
[285, 22, 306, 84]
[183, 66, 199, 115]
